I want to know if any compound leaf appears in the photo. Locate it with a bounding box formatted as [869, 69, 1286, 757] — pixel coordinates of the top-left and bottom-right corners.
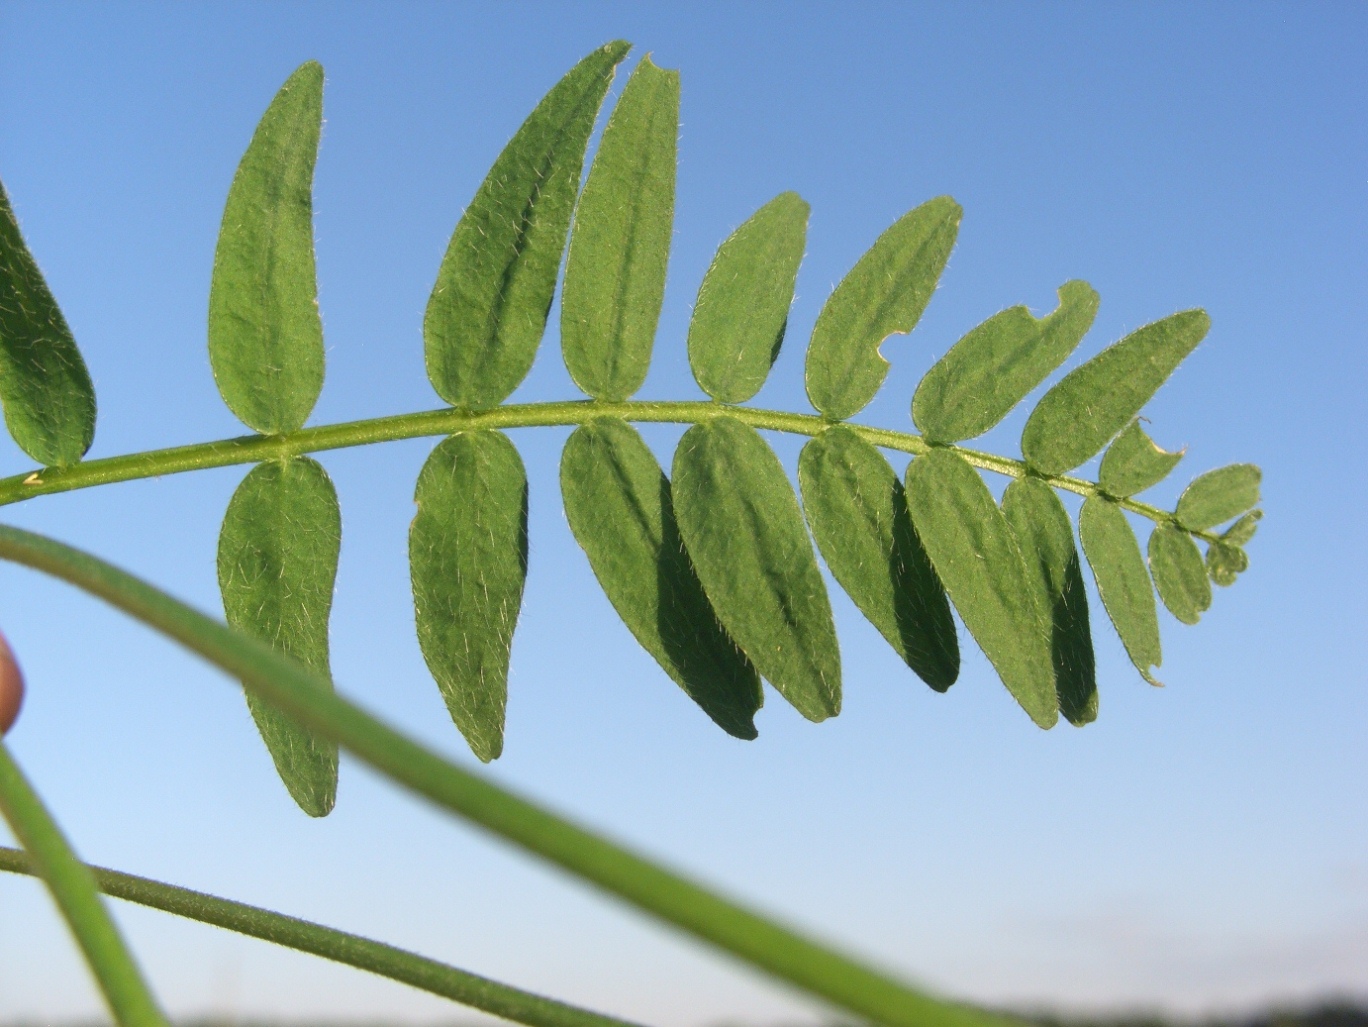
[0, 178, 96, 466]
[902, 449, 1057, 728]
[1002, 477, 1097, 726]
[1148, 523, 1210, 625]
[562, 56, 679, 401]
[672, 417, 840, 721]
[1222, 509, 1261, 546]
[1175, 463, 1261, 531]
[798, 426, 958, 691]
[913, 280, 1099, 443]
[561, 418, 762, 738]
[1207, 540, 1249, 587]
[1022, 310, 1210, 475]
[1099, 420, 1183, 497]
[425, 41, 630, 410]
[208, 61, 325, 435]
[410, 431, 528, 761]
[1079, 496, 1162, 685]
[805, 197, 961, 420]
[688, 192, 809, 403]
[218, 456, 340, 816]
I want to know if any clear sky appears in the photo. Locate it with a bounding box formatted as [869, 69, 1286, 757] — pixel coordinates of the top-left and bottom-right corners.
[0, 3, 1364, 1024]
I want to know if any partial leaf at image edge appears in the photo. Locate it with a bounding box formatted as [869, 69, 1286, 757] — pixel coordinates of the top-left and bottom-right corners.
[561, 55, 679, 402]
[217, 456, 340, 816]
[1175, 463, 1261, 531]
[1098, 419, 1184, 498]
[0, 178, 97, 467]
[1079, 496, 1162, 685]
[805, 197, 961, 420]
[672, 417, 841, 721]
[688, 192, 810, 404]
[902, 449, 1057, 729]
[1002, 477, 1097, 726]
[913, 280, 1098, 444]
[410, 430, 528, 762]
[798, 426, 958, 691]
[561, 418, 762, 738]
[207, 61, 326, 436]
[425, 42, 631, 410]
[1148, 523, 1211, 626]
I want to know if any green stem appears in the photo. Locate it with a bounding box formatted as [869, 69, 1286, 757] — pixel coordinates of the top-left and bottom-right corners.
[0, 845, 644, 1027]
[0, 522, 1013, 1027]
[0, 400, 1204, 537]
[0, 743, 169, 1027]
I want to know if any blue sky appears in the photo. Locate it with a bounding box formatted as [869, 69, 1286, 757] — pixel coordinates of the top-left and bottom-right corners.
[0, 2, 1364, 1023]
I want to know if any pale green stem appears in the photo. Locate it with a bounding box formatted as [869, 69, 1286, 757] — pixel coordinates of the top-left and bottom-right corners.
[0, 522, 1015, 1027]
[0, 743, 169, 1027]
[0, 845, 644, 1027]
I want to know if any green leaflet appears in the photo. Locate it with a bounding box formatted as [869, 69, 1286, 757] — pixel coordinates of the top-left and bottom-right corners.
[913, 280, 1099, 443]
[562, 57, 679, 401]
[1098, 420, 1183, 497]
[561, 419, 762, 738]
[688, 193, 809, 403]
[1175, 463, 1261, 531]
[671, 417, 840, 721]
[1079, 496, 1162, 686]
[1148, 523, 1211, 626]
[1021, 310, 1210, 475]
[0, 178, 96, 467]
[208, 62, 325, 435]
[410, 431, 528, 762]
[902, 449, 1057, 729]
[1207, 541, 1249, 587]
[425, 42, 630, 410]
[797, 427, 958, 691]
[805, 197, 961, 421]
[1002, 478, 1097, 726]
[217, 457, 340, 816]
[1222, 509, 1262, 546]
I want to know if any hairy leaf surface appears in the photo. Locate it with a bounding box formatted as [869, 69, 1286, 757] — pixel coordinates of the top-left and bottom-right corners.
[1079, 496, 1161, 685]
[1175, 464, 1261, 531]
[913, 280, 1098, 443]
[1022, 310, 1210, 475]
[672, 417, 840, 721]
[805, 197, 961, 420]
[425, 42, 630, 410]
[688, 192, 809, 403]
[562, 56, 678, 401]
[218, 457, 339, 816]
[1207, 540, 1249, 587]
[561, 418, 762, 738]
[903, 449, 1057, 728]
[1099, 420, 1183, 497]
[1222, 510, 1261, 546]
[0, 178, 96, 467]
[798, 427, 958, 691]
[208, 62, 325, 435]
[1002, 477, 1097, 726]
[1148, 523, 1211, 625]
[410, 431, 528, 761]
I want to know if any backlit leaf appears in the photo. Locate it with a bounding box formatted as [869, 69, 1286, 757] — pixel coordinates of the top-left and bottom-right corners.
[798, 426, 958, 691]
[1148, 523, 1210, 626]
[217, 457, 340, 816]
[1098, 420, 1183, 497]
[425, 42, 630, 410]
[1222, 509, 1261, 546]
[672, 417, 840, 721]
[1022, 310, 1210, 475]
[561, 418, 762, 738]
[805, 197, 961, 420]
[1206, 540, 1249, 587]
[688, 192, 809, 403]
[562, 56, 679, 401]
[208, 62, 325, 435]
[1175, 463, 1261, 531]
[1002, 477, 1097, 726]
[913, 280, 1098, 443]
[0, 178, 96, 466]
[410, 431, 528, 761]
[902, 449, 1057, 728]
[1079, 496, 1162, 685]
